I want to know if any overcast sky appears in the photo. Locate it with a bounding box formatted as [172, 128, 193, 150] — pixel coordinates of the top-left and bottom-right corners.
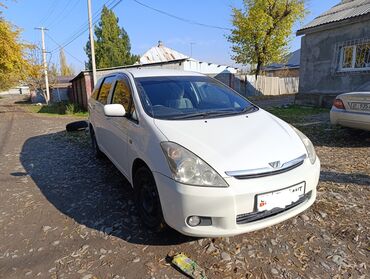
[2, 0, 339, 72]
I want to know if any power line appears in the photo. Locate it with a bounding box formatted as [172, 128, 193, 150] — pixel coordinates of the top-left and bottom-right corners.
[50, 0, 117, 52]
[47, 0, 80, 30]
[46, 33, 85, 65]
[50, 0, 122, 53]
[132, 0, 231, 31]
[39, 0, 60, 27]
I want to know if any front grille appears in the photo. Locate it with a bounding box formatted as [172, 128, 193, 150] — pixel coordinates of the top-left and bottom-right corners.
[236, 191, 312, 225]
[233, 160, 304, 179]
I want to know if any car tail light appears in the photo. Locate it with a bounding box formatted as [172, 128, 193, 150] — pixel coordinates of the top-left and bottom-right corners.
[333, 99, 345, 110]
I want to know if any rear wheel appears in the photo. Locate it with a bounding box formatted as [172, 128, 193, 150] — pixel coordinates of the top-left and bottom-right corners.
[134, 166, 166, 232]
[90, 129, 103, 159]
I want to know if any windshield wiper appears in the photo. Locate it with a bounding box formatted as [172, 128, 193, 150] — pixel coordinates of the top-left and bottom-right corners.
[241, 105, 258, 113]
[170, 110, 240, 119]
[169, 106, 258, 120]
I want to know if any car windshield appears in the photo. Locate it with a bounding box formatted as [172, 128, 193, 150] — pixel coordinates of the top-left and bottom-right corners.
[135, 76, 257, 120]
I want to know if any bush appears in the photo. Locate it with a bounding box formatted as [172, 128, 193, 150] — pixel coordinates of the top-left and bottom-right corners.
[35, 102, 87, 116]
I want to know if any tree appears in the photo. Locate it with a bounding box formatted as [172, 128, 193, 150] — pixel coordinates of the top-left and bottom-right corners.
[85, 5, 139, 69]
[228, 0, 306, 78]
[0, 17, 33, 91]
[26, 46, 58, 104]
[59, 48, 74, 76]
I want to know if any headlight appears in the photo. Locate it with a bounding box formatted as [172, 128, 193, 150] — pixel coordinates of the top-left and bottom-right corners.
[160, 142, 228, 187]
[292, 127, 317, 164]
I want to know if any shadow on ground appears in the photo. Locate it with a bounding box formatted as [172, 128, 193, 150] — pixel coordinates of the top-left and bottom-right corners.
[20, 131, 193, 246]
[320, 170, 370, 186]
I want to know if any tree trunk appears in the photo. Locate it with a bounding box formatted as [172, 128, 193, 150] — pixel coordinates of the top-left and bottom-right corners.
[255, 62, 262, 80]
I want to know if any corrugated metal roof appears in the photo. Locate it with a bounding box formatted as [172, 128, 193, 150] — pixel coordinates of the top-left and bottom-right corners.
[264, 49, 301, 70]
[140, 41, 189, 64]
[298, 0, 370, 33]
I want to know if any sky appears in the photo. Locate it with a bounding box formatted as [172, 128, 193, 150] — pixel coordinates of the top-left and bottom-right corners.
[2, 0, 340, 72]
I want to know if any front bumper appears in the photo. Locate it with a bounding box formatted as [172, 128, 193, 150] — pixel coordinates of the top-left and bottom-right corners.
[330, 108, 370, 131]
[154, 158, 320, 237]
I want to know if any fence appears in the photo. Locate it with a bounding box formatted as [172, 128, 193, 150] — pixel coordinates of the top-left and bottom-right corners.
[232, 75, 299, 97]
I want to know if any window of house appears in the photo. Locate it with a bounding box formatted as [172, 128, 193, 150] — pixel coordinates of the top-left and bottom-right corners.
[339, 41, 370, 71]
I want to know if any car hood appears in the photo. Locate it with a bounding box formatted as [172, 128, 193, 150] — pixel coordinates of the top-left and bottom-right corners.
[153, 109, 307, 177]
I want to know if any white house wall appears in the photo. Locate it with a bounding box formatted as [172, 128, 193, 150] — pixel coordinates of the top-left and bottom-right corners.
[183, 60, 237, 75]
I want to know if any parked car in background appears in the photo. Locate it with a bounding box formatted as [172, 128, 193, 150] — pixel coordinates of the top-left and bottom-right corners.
[88, 69, 320, 237]
[330, 85, 370, 131]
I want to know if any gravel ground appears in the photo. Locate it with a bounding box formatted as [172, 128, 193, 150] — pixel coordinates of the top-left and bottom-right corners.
[0, 95, 369, 279]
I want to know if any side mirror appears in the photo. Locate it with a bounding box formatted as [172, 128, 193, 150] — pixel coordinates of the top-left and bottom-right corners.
[104, 104, 126, 117]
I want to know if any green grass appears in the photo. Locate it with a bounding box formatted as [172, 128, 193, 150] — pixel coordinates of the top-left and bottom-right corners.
[267, 105, 329, 123]
[24, 102, 88, 117]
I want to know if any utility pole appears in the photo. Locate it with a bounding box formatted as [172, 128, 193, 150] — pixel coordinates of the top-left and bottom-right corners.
[35, 27, 50, 104]
[87, 0, 97, 85]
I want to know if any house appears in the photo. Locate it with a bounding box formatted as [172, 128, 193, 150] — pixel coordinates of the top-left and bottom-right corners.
[263, 49, 300, 77]
[31, 76, 73, 103]
[296, 0, 370, 107]
[71, 41, 238, 109]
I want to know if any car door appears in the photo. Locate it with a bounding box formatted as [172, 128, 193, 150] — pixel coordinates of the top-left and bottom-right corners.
[103, 74, 137, 177]
[93, 75, 116, 154]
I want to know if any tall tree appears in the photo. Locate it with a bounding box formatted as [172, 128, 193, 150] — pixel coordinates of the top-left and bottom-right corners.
[228, 0, 306, 78]
[25, 46, 58, 104]
[59, 48, 74, 76]
[0, 18, 33, 91]
[85, 6, 139, 69]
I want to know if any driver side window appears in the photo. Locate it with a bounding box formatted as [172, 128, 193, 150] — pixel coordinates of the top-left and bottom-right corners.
[111, 76, 137, 121]
[112, 77, 132, 111]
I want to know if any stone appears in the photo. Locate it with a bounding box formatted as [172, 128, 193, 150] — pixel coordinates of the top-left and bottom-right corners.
[42, 226, 52, 232]
[319, 211, 327, 218]
[206, 242, 217, 254]
[332, 255, 344, 266]
[300, 214, 309, 221]
[221, 252, 231, 261]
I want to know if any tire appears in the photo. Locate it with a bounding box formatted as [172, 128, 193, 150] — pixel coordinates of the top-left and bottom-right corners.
[66, 121, 88, 132]
[134, 166, 166, 232]
[90, 129, 104, 159]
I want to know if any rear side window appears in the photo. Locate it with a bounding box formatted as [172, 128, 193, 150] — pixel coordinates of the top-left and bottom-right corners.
[98, 76, 115, 105]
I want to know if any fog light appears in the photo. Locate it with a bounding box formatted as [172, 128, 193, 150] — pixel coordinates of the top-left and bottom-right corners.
[187, 216, 201, 227]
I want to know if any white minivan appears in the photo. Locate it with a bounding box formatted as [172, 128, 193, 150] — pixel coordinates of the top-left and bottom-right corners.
[88, 69, 320, 237]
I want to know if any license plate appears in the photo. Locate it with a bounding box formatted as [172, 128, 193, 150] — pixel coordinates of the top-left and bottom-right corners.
[349, 102, 370, 111]
[257, 182, 305, 212]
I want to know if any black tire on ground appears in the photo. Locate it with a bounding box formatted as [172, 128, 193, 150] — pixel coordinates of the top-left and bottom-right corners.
[90, 129, 104, 159]
[134, 166, 166, 232]
[66, 121, 88, 132]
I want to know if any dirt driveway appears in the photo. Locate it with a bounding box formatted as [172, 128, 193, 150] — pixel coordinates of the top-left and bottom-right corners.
[0, 95, 369, 279]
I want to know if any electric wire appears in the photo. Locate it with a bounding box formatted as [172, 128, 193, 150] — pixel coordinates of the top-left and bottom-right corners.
[39, 0, 60, 27]
[46, 33, 85, 66]
[132, 0, 231, 31]
[47, 0, 80, 30]
[50, 0, 121, 54]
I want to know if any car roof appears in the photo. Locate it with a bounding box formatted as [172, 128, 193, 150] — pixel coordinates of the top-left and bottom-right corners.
[119, 68, 205, 78]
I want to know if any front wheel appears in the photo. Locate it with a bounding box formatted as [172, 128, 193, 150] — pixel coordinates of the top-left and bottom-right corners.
[134, 166, 166, 232]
